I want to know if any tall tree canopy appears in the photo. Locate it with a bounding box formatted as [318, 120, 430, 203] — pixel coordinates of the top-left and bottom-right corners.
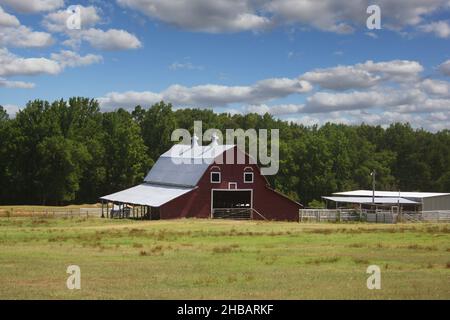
[0, 99, 449, 205]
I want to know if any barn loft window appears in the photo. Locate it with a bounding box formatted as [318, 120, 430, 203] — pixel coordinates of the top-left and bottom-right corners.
[244, 172, 254, 183]
[210, 172, 221, 183]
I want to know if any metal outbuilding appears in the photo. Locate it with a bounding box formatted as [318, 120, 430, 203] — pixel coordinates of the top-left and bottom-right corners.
[332, 190, 450, 211]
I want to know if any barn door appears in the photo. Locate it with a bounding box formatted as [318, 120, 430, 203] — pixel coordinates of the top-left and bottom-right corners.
[211, 190, 252, 219]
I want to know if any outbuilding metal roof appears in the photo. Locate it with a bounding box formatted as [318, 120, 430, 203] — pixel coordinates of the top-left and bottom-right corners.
[322, 196, 419, 205]
[100, 183, 195, 207]
[144, 144, 235, 187]
[332, 190, 450, 199]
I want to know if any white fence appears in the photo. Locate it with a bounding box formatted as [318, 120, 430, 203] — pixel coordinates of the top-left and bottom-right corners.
[0, 207, 102, 218]
[299, 209, 361, 222]
[299, 209, 450, 223]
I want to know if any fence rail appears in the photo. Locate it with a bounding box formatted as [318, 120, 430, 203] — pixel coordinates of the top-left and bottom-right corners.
[299, 209, 361, 222]
[299, 209, 450, 223]
[0, 207, 102, 218]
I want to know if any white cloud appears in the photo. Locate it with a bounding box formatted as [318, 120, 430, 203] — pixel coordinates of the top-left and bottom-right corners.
[304, 89, 426, 113]
[0, 49, 101, 80]
[439, 60, 450, 76]
[0, 25, 54, 48]
[419, 20, 450, 38]
[1, 104, 20, 116]
[79, 28, 141, 50]
[421, 79, 450, 97]
[50, 50, 103, 68]
[0, 77, 35, 88]
[116, 0, 450, 36]
[117, 0, 272, 33]
[244, 103, 304, 115]
[0, 0, 64, 13]
[301, 66, 380, 90]
[357, 60, 423, 81]
[0, 7, 53, 48]
[62, 28, 142, 51]
[97, 91, 162, 109]
[0, 48, 61, 77]
[98, 76, 312, 110]
[42, 5, 141, 51]
[0, 5, 19, 26]
[299, 60, 423, 91]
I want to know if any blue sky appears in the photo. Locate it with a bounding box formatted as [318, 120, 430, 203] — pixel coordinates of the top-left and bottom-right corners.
[0, 0, 449, 131]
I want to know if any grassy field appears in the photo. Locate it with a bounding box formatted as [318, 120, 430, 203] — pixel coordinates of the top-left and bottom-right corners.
[0, 216, 449, 299]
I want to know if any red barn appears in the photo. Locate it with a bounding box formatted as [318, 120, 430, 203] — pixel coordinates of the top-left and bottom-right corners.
[100, 135, 301, 221]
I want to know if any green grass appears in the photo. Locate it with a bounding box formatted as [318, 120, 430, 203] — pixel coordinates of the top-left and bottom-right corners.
[0, 217, 449, 299]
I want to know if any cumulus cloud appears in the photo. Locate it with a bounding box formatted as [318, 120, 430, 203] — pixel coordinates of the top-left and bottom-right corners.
[97, 77, 312, 110]
[95, 57, 450, 131]
[0, 5, 19, 26]
[116, 0, 450, 36]
[0, 6, 53, 48]
[244, 103, 304, 115]
[304, 89, 427, 113]
[1, 104, 20, 116]
[419, 20, 450, 38]
[299, 60, 423, 91]
[70, 28, 142, 50]
[50, 50, 103, 68]
[117, 0, 272, 33]
[421, 79, 450, 98]
[97, 91, 162, 109]
[42, 5, 141, 51]
[0, 48, 101, 78]
[0, 25, 54, 48]
[439, 60, 450, 76]
[357, 60, 424, 81]
[0, 77, 35, 89]
[301, 66, 380, 90]
[0, 48, 61, 77]
[287, 109, 450, 132]
[0, 0, 64, 13]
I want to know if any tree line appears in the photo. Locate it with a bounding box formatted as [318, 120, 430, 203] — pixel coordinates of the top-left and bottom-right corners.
[0, 98, 449, 206]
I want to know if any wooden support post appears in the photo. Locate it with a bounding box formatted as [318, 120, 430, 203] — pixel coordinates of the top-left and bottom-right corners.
[101, 200, 105, 218]
[106, 202, 109, 219]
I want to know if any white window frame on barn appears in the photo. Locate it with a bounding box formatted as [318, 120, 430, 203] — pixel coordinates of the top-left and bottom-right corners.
[210, 172, 221, 183]
[244, 172, 254, 183]
[228, 182, 237, 189]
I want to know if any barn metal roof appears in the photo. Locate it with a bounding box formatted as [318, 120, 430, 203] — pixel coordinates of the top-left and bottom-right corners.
[100, 183, 195, 207]
[332, 190, 450, 199]
[322, 196, 419, 205]
[144, 144, 235, 187]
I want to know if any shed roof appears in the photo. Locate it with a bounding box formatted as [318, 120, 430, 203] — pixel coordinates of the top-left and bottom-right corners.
[100, 183, 194, 207]
[332, 190, 450, 199]
[322, 196, 419, 205]
[144, 144, 235, 187]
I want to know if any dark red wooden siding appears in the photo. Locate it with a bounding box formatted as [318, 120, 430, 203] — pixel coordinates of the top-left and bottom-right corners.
[160, 146, 301, 221]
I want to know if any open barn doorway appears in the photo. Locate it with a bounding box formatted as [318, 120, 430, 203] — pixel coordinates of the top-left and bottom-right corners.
[211, 190, 253, 220]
